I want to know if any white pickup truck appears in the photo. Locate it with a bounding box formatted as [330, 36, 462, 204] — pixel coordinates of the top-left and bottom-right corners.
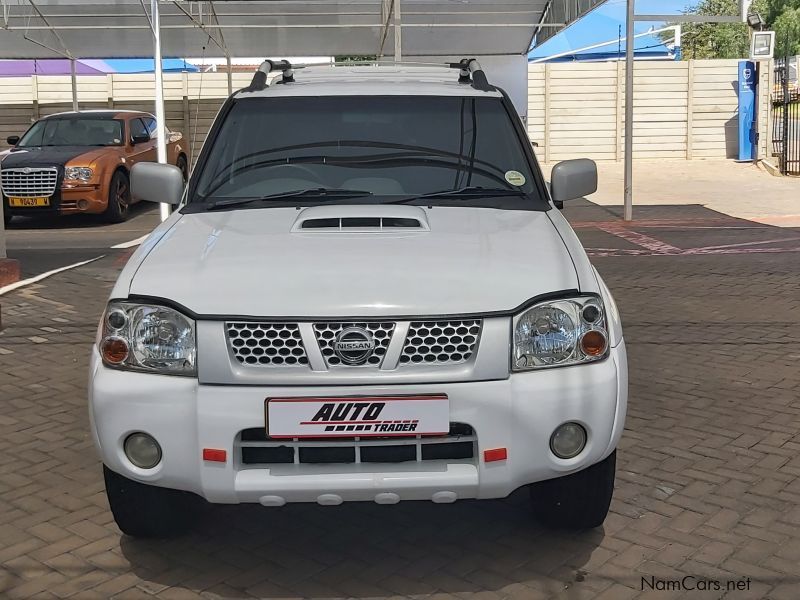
[88, 59, 627, 538]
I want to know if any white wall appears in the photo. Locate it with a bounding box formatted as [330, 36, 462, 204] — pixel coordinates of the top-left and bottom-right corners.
[527, 59, 773, 162]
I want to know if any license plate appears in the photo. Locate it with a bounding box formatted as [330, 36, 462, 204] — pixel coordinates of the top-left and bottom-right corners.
[9, 196, 50, 207]
[266, 394, 449, 438]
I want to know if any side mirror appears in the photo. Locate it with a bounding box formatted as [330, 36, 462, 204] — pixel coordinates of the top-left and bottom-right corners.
[550, 159, 598, 209]
[131, 162, 184, 206]
[6, 136, 20, 146]
[131, 133, 151, 145]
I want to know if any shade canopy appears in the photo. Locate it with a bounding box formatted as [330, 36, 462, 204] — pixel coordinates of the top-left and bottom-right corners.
[0, 0, 603, 59]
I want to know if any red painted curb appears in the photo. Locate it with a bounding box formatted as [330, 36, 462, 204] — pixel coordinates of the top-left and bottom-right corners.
[0, 258, 21, 287]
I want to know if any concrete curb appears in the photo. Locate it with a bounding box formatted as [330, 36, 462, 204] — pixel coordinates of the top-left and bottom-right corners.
[759, 159, 782, 177]
[0, 255, 103, 297]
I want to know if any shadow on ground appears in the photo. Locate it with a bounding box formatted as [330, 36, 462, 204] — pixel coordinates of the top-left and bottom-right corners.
[120, 493, 601, 597]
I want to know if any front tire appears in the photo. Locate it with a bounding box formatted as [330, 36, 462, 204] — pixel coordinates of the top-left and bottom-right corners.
[103, 170, 131, 223]
[3, 211, 11, 227]
[103, 465, 202, 538]
[529, 450, 616, 529]
[176, 154, 189, 182]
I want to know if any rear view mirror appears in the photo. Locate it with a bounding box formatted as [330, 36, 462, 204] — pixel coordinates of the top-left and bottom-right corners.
[131, 133, 151, 145]
[6, 136, 19, 146]
[550, 159, 598, 208]
[131, 162, 184, 206]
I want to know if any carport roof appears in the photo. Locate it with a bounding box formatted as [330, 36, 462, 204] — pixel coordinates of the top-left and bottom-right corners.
[0, 0, 606, 59]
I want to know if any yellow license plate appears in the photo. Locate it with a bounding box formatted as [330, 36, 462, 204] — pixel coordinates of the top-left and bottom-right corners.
[9, 197, 50, 207]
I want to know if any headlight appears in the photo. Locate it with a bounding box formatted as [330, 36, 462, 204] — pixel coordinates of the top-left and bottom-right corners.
[64, 167, 94, 182]
[513, 296, 608, 371]
[99, 301, 196, 376]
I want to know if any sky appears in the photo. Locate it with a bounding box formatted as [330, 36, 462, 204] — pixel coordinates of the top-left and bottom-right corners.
[624, 0, 694, 16]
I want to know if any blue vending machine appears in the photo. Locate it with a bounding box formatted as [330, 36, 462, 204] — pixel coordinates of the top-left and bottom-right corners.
[738, 61, 758, 161]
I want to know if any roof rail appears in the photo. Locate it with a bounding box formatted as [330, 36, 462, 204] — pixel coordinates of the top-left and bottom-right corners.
[243, 58, 496, 93]
[448, 58, 496, 92]
[247, 59, 294, 92]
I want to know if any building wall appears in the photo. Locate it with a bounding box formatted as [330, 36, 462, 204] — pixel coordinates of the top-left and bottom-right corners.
[527, 59, 773, 163]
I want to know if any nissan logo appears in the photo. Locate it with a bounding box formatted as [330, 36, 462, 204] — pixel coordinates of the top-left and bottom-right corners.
[333, 327, 375, 365]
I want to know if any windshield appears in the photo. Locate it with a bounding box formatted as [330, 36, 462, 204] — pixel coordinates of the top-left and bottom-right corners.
[190, 96, 545, 210]
[19, 118, 124, 147]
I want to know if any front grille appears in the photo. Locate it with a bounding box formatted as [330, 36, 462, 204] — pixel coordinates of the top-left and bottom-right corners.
[238, 423, 476, 465]
[223, 319, 484, 370]
[226, 322, 308, 366]
[1, 167, 58, 197]
[400, 320, 482, 365]
[313, 321, 394, 367]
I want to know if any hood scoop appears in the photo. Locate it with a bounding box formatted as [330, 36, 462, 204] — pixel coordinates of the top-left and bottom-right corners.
[291, 205, 430, 232]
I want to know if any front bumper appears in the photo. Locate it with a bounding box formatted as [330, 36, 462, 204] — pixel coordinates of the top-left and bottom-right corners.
[88, 343, 627, 505]
[3, 185, 106, 217]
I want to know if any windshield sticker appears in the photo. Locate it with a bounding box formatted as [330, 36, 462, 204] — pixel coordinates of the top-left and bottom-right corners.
[505, 170, 526, 187]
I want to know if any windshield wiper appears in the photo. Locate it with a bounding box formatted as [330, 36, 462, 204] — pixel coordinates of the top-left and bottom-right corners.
[206, 188, 373, 210]
[387, 186, 526, 204]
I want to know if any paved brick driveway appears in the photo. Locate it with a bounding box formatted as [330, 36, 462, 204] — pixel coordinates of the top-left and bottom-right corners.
[1, 203, 799, 599]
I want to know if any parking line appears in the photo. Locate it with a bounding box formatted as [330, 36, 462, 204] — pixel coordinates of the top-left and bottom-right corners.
[595, 223, 682, 254]
[111, 235, 148, 249]
[0, 256, 105, 296]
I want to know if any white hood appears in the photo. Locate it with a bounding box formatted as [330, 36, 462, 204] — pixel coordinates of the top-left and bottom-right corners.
[128, 205, 578, 317]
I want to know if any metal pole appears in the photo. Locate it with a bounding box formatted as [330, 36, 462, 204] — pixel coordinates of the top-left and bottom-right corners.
[623, 0, 635, 221]
[226, 54, 233, 95]
[394, 0, 402, 62]
[782, 57, 790, 174]
[151, 0, 170, 221]
[70, 58, 78, 112]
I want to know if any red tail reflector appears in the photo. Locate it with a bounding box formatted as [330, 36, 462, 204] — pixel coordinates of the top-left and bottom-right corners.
[203, 448, 227, 463]
[483, 448, 508, 463]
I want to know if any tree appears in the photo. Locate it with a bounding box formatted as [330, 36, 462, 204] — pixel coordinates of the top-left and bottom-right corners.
[772, 6, 800, 56]
[669, 0, 800, 59]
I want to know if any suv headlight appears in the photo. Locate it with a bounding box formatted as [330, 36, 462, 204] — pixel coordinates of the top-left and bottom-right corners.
[513, 296, 608, 371]
[99, 301, 196, 376]
[64, 167, 94, 182]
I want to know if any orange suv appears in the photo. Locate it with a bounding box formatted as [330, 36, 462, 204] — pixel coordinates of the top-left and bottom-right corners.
[1, 110, 187, 224]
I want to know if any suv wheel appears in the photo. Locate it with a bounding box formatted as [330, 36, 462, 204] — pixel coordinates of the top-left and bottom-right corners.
[529, 450, 616, 529]
[104, 171, 131, 223]
[176, 154, 189, 182]
[103, 465, 202, 538]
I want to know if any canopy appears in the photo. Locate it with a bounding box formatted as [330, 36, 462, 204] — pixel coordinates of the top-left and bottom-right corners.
[529, 2, 676, 63]
[0, 0, 603, 59]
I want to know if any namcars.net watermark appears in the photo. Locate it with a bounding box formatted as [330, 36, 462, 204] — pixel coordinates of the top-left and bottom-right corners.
[642, 576, 752, 593]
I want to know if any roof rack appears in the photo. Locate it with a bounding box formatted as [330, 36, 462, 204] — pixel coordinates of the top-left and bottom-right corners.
[244, 58, 496, 93]
[448, 58, 496, 92]
[247, 59, 295, 91]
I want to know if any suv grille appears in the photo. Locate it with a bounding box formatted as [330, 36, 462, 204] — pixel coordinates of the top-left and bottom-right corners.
[1, 167, 58, 197]
[313, 321, 394, 367]
[400, 320, 481, 365]
[223, 319, 483, 369]
[226, 322, 308, 366]
[238, 423, 476, 465]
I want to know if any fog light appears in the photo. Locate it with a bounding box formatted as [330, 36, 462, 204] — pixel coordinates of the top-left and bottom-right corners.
[77, 199, 89, 210]
[550, 422, 587, 459]
[124, 432, 162, 469]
